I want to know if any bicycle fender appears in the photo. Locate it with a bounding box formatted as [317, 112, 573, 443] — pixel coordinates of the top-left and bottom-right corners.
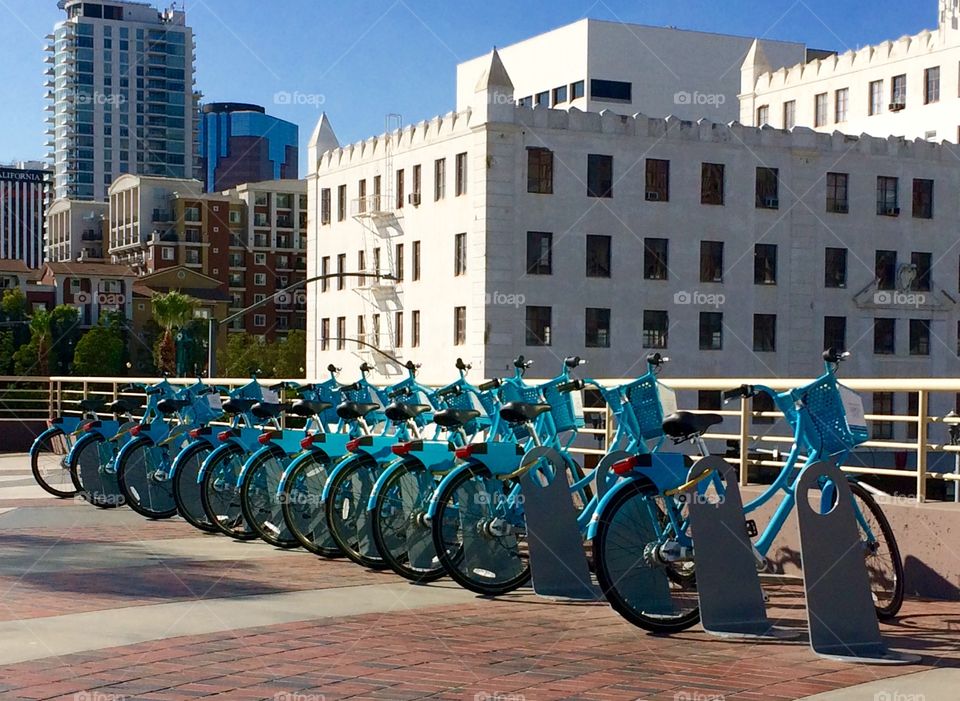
[197, 441, 243, 483]
[238, 442, 287, 484]
[425, 462, 477, 521]
[115, 435, 151, 472]
[586, 473, 657, 541]
[30, 426, 65, 460]
[366, 456, 416, 512]
[66, 431, 101, 469]
[321, 453, 366, 503]
[168, 438, 212, 478]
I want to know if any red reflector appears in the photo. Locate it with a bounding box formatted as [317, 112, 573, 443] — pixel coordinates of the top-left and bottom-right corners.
[82, 422, 94, 432]
[612, 456, 641, 476]
[392, 442, 413, 456]
[258, 432, 278, 445]
[217, 430, 233, 442]
[189, 428, 202, 439]
[454, 445, 474, 460]
[300, 435, 314, 450]
[346, 438, 361, 452]
[130, 425, 142, 437]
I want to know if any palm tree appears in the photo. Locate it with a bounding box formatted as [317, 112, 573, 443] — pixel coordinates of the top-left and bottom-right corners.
[27, 309, 52, 376]
[151, 291, 199, 375]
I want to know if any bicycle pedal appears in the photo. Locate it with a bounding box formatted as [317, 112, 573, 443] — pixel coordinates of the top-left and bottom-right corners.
[744, 519, 758, 538]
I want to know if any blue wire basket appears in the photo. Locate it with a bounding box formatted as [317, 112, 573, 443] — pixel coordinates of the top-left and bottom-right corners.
[540, 380, 585, 434]
[623, 376, 669, 441]
[780, 375, 868, 456]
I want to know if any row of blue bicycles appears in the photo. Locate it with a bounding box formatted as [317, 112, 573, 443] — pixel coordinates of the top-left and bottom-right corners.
[29, 349, 904, 633]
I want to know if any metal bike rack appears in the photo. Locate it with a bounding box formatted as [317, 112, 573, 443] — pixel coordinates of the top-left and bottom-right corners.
[688, 457, 797, 639]
[519, 447, 598, 600]
[796, 461, 919, 664]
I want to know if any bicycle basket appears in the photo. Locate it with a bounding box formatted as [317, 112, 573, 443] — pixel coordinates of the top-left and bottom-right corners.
[440, 387, 489, 435]
[624, 376, 672, 441]
[789, 375, 868, 456]
[499, 382, 543, 440]
[541, 380, 585, 434]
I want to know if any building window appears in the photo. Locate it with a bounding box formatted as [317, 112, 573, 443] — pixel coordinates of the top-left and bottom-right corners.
[254, 252, 267, 266]
[874, 317, 896, 355]
[455, 152, 467, 196]
[643, 238, 668, 280]
[337, 184, 346, 221]
[872, 392, 894, 440]
[357, 250, 366, 286]
[337, 253, 346, 290]
[825, 248, 848, 288]
[394, 311, 403, 347]
[320, 188, 331, 224]
[590, 79, 632, 102]
[891, 74, 907, 107]
[643, 310, 668, 349]
[434, 158, 445, 201]
[869, 79, 884, 115]
[373, 247, 381, 274]
[699, 312, 723, 351]
[701, 163, 724, 205]
[358, 179, 366, 213]
[753, 314, 776, 352]
[527, 147, 554, 194]
[757, 105, 769, 125]
[395, 244, 404, 282]
[412, 164, 421, 203]
[586, 234, 611, 278]
[876, 250, 897, 290]
[454, 306, 466, 345]
[835, 88, 849, 122]
[254, 314, 266, 328]
[525, 306, 551, 346]
[412, 310, 420, 347]
[526, 231, 552, 275]
[824, 316, 846, 352]
[254, 273, 266, 286]
[752, 393, 777, 425]
[925, 67, 940, 104]
[826, 172, 849, 213]
[570, 80, 585, 99]
[756, 167, 779, 209]
[700, 241, 724, 283]
[877, 176, 899, 216]
[913, 179, 934, 219]
[585, 308, 611, 348]
[782, 100, 796, 129]
[518, 96, 532, 108]
[336, 317, 346, 350]
[161, 247, 174, 260]
[698, 390, 722, 411]
[587, 154, 613, 198]
[645, 159, 669, 201]
[552, 85, 567, 105]
[412, 240, 421, 281]
[356, 315, 365, 343]
[754, 244, 777, 285]
[454, 233, 467, 276]
[396, 169, 404, 210]
[372, 314, 380, 345]
[535, 91, 549, 107]
[912, 252, 932, 291]
[321, 256, 330, 292]
[910, 319, 931, 356]
[814, 93, 828, 127]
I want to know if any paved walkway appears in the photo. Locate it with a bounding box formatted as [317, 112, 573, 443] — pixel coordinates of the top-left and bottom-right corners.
[1, 454, 959, 701]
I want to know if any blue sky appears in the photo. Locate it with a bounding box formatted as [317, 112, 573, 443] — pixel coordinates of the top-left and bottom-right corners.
[0, 0, 938, 175]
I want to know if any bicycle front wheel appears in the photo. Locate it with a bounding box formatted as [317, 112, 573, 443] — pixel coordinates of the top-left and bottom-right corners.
[280, 453, 341, 557]
[200, 444, 258, 540]
[593, 478, 700, 633]
[31, 428, 76, 498]
[118, 438, 177, 519]
[848, 480, 904, 619]
[431, 464, 529, 596]
[70, 434, 124, 509]
[240, 449, 299, 548]
[173, 442, 216, 532]
[325, 456, 388, 569]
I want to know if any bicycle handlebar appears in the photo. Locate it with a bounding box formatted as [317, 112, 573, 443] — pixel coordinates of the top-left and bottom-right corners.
[338, 382, 362, 393]
[723, 384, 755, 402]
[557, 379, 585, 393]
[477, 378, 502, 392]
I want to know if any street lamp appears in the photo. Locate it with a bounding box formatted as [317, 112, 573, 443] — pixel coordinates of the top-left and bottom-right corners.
[206, 270, 396, 377]
[944, 410, 960, 502]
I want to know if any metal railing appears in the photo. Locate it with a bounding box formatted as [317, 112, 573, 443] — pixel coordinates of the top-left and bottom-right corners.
[2, 375, 959, 503]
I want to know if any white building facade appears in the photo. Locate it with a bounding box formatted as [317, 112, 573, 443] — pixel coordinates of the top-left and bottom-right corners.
[741, 0, 960, 143]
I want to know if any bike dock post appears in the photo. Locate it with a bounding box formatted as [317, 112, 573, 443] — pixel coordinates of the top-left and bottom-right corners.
[687, 457, 797, 639]
[796, 461, 919, 664]
[518, 447, 597, 600]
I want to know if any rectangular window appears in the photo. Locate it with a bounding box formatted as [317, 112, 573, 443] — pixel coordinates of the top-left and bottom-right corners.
[395, 243, 404, 282]
[587, 154, 613, 198]
[337, 184, 346, 221]
[358, 179, 366, 213]
[454, 233, 467, 276]
[394, 311, 403, 347]
[876, 250, 897, 290]
[643, 238, 668, 280]
[699, 312, 723, 351]
[642, 310, 668, 349]
[891, 74, 907, 106]
[320, 318, 330, 351]
[526, 231, 552, 275]
[321, 256, 330, 292]
[455, 152, 467, 196]
[912, 252, 932, 292]
[527, 147, 554, 194]
[910, 319, 931, 356]
[925, 67, 940, 104]
[835, 88, 849, 122]
[590, 79, 632, 103]
[453, 306, 466, 345]
[825, 248, 848, 288]
[752, 393, 776, 425]
[824, 316, 846, 352]
[913, 179, 934, 219]
[552, 85, 567, 105]
[700, 241, 724, 283]
[814, 93, 828, 127]
[869, 79, 883, 115]
[434, 158, 445, 200]
[320, 188, 331, 224]
[698, 391, 722, 411]
[535, 91, 549, 107]
[525, 306, 552, 346]
[585, 308, 611, 348]
[372, 314, 380, 345]
[412, 164, 421, 203]
[700, 163, 724, 205]
[412, 240, 421, 281]
[586, 234, 611, 278]
[826, 172, 849, 213]
[877, 176, 899, 215]
[570, 80, 585, 99]
[373, 247, 381, 275]
[337, 253, 346, 290]
[336, 317, 346, 350]
[754, 244, 777, 285]
[357, 250, 366, 286]
[872, 392, 894, 440]
[756, 167, 779, 209]
[412, 310, 420, 347]
[254, 273, 266, 286]
[757, 105, 769, 125]
[753, 314, 776, 352]
[783, 100, 796, 129]
[396, 169, 404, 210]
[357, 315, 365, 344]
[645, 159, 669, 201]
[373, 175, 382, 211]
[874, 317, 896, 354]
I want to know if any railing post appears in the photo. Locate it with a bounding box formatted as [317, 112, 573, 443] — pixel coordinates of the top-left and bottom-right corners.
[739, 398, 750, 487]
[917, 389, 928, 503]
[604, 404, 613, 453]
[47, 377, 54, 420]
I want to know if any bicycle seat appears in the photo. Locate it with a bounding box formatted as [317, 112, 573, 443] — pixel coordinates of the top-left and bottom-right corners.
[80, 398, 106, 412]
[662, 411, 723, 439]
[433, 408, 481, 429]
[157, 398, 190, 415]
[336, 401, 381, 421]
[288, 399, 333, 417]
[223, 398, 255, 415]
[107, 399, 139, 415]
[251, 402, 289, 420]
[385, 403, 431, 422]
[499, 402, 551, 424]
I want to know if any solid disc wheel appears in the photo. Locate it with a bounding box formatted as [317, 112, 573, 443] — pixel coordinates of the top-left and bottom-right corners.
[200, 444, 258, 540]
[31, 429, 77, 498]
[325, 457, 388, 569]
[173, 443, 217, 532]
[371, 460, 446, 582]
[240, 450, 299, 548]
[431, 465, 530, 596]
[280, 453, 341, 557]
[70, 434, 124, 509]
[117, 438, 177, 519]
[848, 479, 904, 620]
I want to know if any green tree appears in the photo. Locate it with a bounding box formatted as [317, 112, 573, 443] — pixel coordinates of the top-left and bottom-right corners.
[219, 333, 276, 378]
[48, 305, 81, 374]
[151, 291, 199, 376]
[0, 330, 14, 375]
[272, 330, 306, 378]
[0, 287, 27, 321]
[72, 318, 125, 377]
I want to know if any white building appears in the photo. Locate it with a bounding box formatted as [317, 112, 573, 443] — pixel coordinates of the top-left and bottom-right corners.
[307, 50, 960, 412]
[45, 198, 108, 263]
[741, 0, 960, 143]
[46, 0, 199, 202]
[0, 164, 51, 268]
[457, 19, 811, 123]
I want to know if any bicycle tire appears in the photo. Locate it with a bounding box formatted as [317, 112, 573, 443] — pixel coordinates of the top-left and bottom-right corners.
[325, 456, 388, 569]
[173, 442, 217, 532]
[70, 434, 124, 509]
[240, 447, 300, 548]
[31, 428, 77, 498]
[847, 479, 904, 619]
[200, 443, 259, 540]
[280, 452, 341, 557]
[117, 437, 178, 519]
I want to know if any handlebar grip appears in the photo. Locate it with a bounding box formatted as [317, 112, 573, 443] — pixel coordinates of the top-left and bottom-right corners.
[435, 385, 463, 398]
[339, 382, 361, 393]
[557, 379, 584, 393]
[478, 379, 502, 392]
[722, 384, 754, 402]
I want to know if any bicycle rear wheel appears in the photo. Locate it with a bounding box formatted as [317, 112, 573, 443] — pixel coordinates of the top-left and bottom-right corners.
[371, 460, 445, 582]
[70, 434, 124, 509]
[280, 453, 341, 557]
[593, 478, 700, 633]
[31, 428, 76, 498]
[173, 442, 216, 532]
[848, 480, 904, 619]
[118, 438, 177, 519]
[431, 464, 529, 596]
[240, 448, 299, 548]
[200, 444, 258, 540]
[325, 456, 388, 569]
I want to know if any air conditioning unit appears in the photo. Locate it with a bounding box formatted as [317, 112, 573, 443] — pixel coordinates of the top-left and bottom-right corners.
[833, 204, 849, 214]
[763, 197, 779, 208]
[883, 206, 900, 216]
[888, 101, 906, 112]
[408, 193, 421, 206]
[645, 191, 660, 202]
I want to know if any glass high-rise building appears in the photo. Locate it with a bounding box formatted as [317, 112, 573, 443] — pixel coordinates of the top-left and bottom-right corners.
[46, 1, 199, 202]
[199, 102, 299, 193]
